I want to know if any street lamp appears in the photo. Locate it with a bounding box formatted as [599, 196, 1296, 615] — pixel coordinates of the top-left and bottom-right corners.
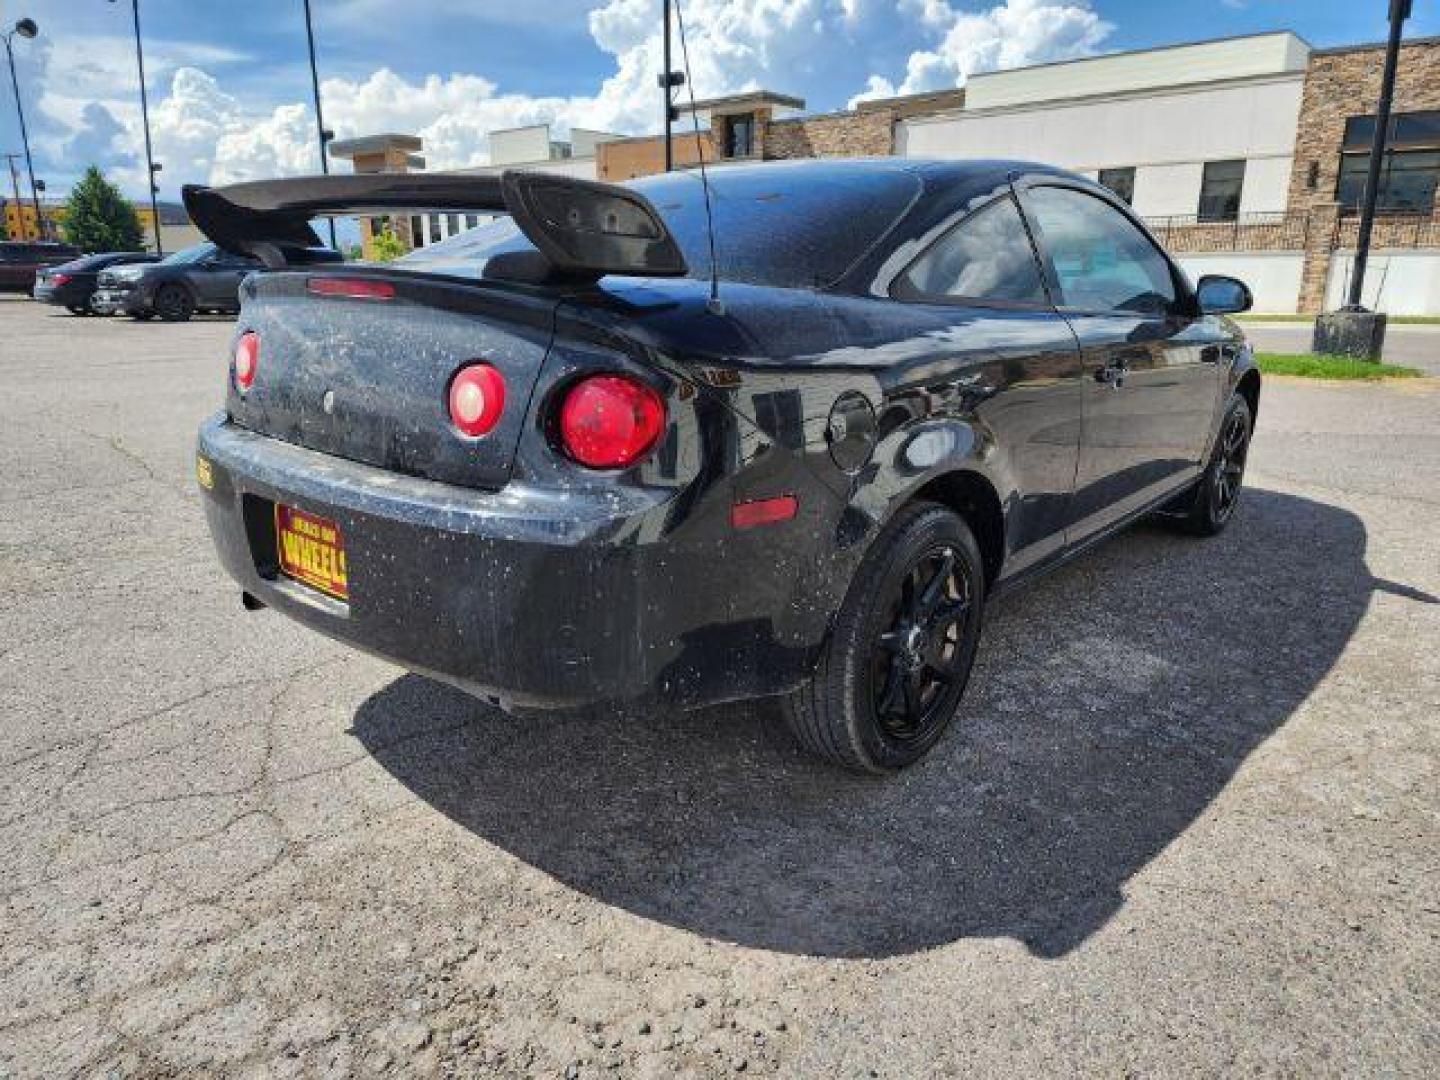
[109, 1, 163, 255]
[2, 16, 44, 243]
[1314, 0, 1412, 360]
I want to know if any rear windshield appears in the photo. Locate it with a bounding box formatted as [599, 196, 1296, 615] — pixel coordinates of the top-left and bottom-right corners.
[398, 164, 922, 289]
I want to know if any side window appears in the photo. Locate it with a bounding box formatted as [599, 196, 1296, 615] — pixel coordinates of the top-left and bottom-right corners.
[1026, 186, 1177, 315]
[893, 195, 1048, 305]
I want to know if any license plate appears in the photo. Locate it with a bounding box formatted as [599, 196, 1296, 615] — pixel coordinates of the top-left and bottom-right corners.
[275, 504, 349, 600]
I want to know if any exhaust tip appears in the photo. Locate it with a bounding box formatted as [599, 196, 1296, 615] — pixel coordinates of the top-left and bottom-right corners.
[241, 591, 266, 611]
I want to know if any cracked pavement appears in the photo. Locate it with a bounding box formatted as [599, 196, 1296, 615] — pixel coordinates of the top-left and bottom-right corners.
[1, 296, 1437, 1077]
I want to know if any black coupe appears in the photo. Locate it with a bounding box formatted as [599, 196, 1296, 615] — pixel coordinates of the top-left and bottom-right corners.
[187, 159, 1258, 773]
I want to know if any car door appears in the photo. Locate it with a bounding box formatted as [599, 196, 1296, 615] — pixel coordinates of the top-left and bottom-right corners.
[1015, 180, 1224, 543]
[194, 252, 255, 308]
[877, 189, 1084, 579]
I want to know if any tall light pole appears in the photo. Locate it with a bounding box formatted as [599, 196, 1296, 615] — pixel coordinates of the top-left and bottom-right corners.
[110, 1, 163, 255]
[656, 0, 684, 172]
[2, 17, 42, 242]
[1346, 0, 1411, 310]
[302, 0, 337, 248]
[1314, 0, 1411, 360]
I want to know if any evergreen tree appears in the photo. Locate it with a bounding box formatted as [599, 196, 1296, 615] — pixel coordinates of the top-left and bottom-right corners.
[60, 166, 144, 253]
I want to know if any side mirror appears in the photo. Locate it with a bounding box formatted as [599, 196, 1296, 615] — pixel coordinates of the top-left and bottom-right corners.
[1196, 274, 1252, 315]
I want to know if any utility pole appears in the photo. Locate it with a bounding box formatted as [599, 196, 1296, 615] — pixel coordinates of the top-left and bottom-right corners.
[302, 0, 338, 249]
[4, 152, 24, 239]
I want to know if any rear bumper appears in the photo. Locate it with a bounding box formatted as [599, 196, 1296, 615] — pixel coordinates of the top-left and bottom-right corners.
[33, 282, 84, 306]
[197, 414, 833, 710]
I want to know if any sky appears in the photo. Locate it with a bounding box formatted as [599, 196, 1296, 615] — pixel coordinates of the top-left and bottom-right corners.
[1, 0, 1437, 204]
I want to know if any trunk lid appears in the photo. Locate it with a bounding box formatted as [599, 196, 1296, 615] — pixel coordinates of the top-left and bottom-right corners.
[228, 271, 557, 491]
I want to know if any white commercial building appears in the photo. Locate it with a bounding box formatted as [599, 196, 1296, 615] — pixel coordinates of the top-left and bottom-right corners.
[409, 124, 620, 249]
[899, 32, 1311, 222]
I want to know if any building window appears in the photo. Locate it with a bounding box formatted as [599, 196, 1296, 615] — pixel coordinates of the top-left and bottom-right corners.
[725, 114, 755, 158]
[1337, 110, 1440, 214]
[1097, 167, 1136, 205]
[428, 215, 442, 244]
[410, 215, 425, 247]
[1197, 160, 1246, 222]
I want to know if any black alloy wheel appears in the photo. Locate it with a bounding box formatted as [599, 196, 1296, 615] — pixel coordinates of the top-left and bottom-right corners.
[154, 284, 195, 322]
[1212, 402, 1249, 522]
[783, 502, 985, 773]
[1172, 393, 1252, 536]
[871, 545, 973, 744]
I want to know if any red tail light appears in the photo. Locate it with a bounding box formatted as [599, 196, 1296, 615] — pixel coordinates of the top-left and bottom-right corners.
[50, 273, 72, 286]
[558, 374, 666, 469]
[307, 277, 395, 301]
[234, 331, 259, 392]
[448, 363, 507, 438]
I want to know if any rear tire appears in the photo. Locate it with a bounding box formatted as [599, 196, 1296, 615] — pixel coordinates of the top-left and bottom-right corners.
[1171, 394, 1253, 537]
[782, 502, 985, 773]
[154, 284, 195, 322]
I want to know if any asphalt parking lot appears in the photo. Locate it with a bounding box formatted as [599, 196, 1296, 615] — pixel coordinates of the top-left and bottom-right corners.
[2, 295, 1438, 1077]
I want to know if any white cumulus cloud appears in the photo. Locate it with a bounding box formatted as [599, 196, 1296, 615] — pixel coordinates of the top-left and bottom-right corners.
[852, 0, 1113, 104]
[34, 0, 1117, 198]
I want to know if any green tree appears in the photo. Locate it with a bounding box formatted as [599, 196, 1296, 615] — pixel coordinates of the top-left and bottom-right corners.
[60, 166, 144, 253]
[369, 225, 407, 262]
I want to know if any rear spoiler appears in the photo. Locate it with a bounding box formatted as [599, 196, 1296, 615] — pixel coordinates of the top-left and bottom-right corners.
[181, 171, 687, 280]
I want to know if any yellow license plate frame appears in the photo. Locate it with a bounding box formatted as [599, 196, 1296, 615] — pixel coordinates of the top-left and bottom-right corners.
[274, 504, 349, 601]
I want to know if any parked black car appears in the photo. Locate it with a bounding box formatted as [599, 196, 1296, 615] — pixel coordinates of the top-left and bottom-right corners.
[91, 241, 339, 321]
[0, 240, 80, 292]
[33, 251, 159, 314]
[188, 161, 1258, 772]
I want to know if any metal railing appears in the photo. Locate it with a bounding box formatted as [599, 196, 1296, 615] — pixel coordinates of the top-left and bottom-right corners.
[1140, 208, 1440, 253]
[1141, 211, 1312, 252]
[1332, 210, 1440, 250]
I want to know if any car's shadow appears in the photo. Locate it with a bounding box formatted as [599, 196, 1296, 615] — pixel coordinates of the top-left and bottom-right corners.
[353, 489, 1414, 959]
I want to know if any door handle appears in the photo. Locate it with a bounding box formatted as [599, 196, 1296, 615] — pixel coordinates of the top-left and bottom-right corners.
[1095, 357, 1129, 388]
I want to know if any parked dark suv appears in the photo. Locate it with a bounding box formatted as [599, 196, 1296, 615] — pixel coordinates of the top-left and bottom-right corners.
[33, 252, 159, 314]
[0, 240, 80, 292]
[92, 241, 340, 321]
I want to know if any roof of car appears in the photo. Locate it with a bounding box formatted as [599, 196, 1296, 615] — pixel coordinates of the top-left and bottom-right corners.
[649, 156, 1080, 192]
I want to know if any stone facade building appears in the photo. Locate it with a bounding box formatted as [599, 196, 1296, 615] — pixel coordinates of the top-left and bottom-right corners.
[1285, 38, 1440, 310]
[594, 89, 964, 181]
